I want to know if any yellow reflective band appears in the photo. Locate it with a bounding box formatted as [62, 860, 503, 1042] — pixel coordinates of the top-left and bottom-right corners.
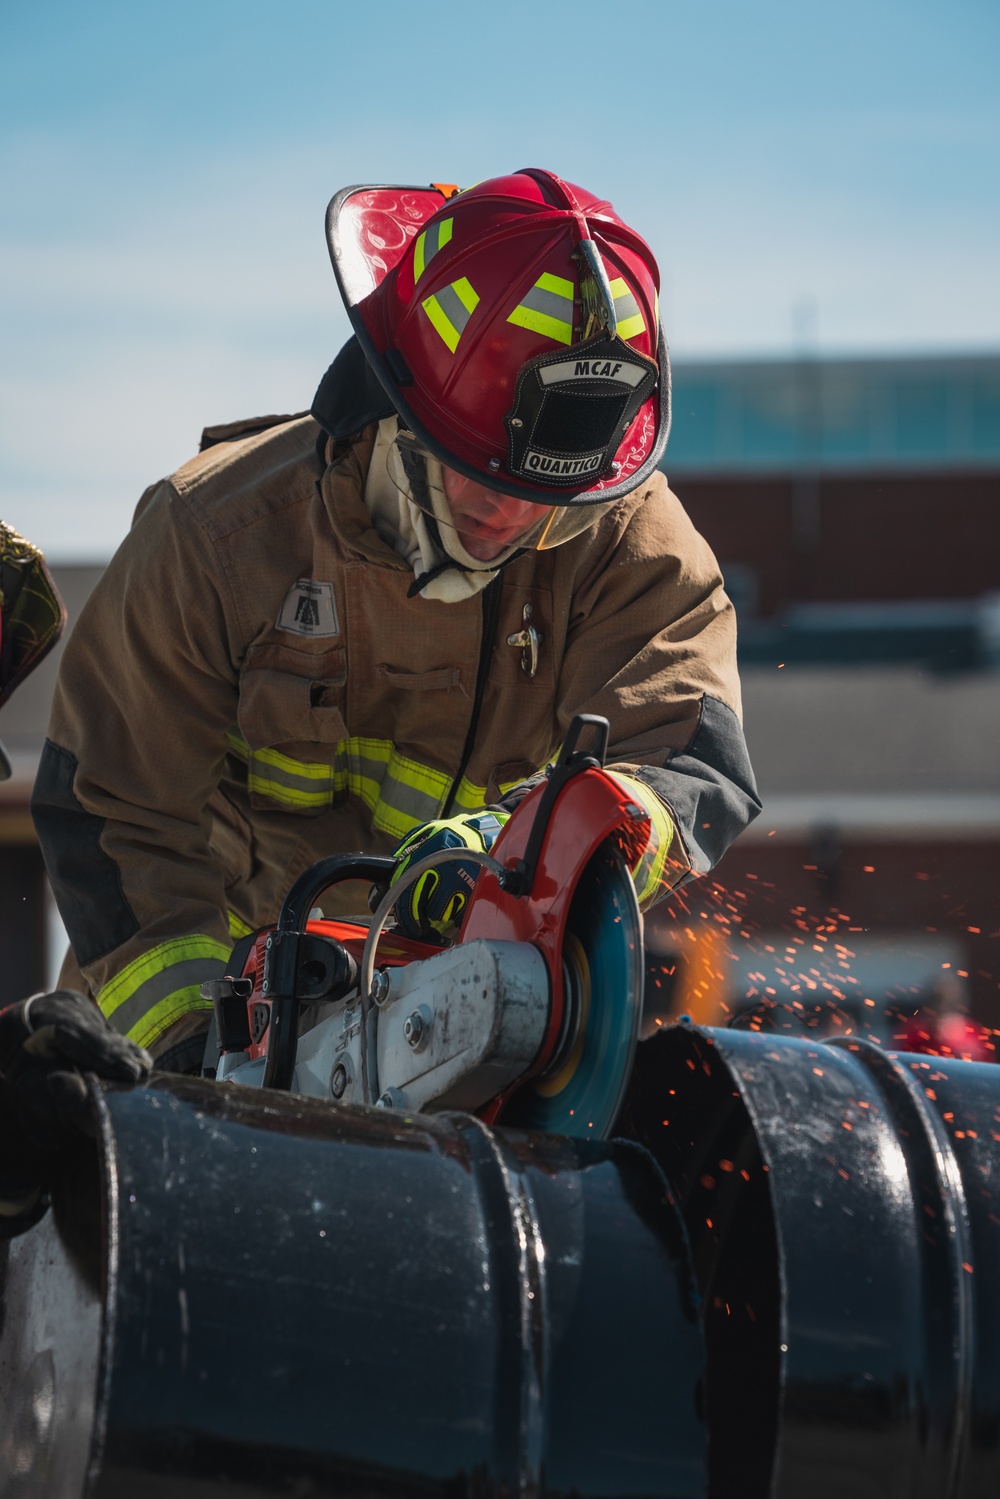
[449, 777, 487, 814]
[421, 296, 458, 352]
[452, 277, 478, 312]
[612, 775, 675, 907]
[608, 278, 646, 342]
[97, 935, 231, 1048]
[228, 729, 558, 847]
[507, 271, 575, 346]
[229, 732, 451, 838]
[422, 276, 480, 353]
[228, 910, 254, 940]
[616, 314, 646, 341]
[247, 773, 331, 809]
[413, 216, 453, 284]
[537, 271, 574, 297]
[227, 730, 336, 809]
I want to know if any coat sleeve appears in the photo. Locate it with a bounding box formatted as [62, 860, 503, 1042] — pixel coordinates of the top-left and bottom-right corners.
[555, 477, 761, 901]
[31, 484, 244, 1055]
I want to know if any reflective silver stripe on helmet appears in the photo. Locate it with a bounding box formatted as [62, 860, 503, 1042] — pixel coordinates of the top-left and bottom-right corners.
[421, 276, 480, 353]
[507, 272, 575, 346]
[413, 216, 454, 284]
[609, 277, 646, 341]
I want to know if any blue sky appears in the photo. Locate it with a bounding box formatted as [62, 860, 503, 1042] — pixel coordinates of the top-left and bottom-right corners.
[2, 0, 998, 558]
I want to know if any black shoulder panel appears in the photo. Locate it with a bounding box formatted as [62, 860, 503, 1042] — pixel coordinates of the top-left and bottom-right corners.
[31, 740, 140, 968]
[311, 336, 398, 441]
[633, 696, 761, 877]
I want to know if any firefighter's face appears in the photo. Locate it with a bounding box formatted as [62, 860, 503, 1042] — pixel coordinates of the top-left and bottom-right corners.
[440, 467, 552, 561]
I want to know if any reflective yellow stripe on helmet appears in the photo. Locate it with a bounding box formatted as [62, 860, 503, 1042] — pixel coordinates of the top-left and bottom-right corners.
[413, 216, 453, 284]
[422, 277, 480, 353]
[507, 272, 575, 345]
[608, 278, 646, 342]
[97, 935, 230, 1048]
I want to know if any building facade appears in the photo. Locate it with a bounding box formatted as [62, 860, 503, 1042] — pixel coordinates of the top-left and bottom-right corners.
[647, 353, 1000, 1030]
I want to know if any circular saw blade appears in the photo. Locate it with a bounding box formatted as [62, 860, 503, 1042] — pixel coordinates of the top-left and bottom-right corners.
[501, 839, 644, 1140]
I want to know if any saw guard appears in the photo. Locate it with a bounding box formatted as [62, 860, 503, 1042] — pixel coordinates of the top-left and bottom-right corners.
[500, 838, 643, 1137]
[460, 766, 649, 1125]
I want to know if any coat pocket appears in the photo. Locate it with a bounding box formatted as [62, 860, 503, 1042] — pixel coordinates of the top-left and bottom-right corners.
[374, 663, 464, 692]
[238, 666, 347, 751]
[236, 665, 348, 815]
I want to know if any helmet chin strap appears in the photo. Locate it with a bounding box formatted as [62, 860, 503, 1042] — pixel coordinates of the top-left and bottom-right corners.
[367, 418, 518, 603]
[423, 454, 520, 573]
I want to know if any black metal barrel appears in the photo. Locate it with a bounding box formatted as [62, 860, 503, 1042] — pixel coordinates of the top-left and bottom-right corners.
[0, 1076, 704, 1498]
[617, 1023, 1000, 1499]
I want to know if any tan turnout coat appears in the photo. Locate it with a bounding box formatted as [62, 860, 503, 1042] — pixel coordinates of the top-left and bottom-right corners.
[35, 416, 753, 1051]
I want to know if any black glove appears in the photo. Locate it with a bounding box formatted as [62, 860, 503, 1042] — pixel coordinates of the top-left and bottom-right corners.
[0, 990, 151, 1237]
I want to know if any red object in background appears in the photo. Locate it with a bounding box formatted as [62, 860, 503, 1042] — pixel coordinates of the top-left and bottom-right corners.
[894, 1012, 997, 1064]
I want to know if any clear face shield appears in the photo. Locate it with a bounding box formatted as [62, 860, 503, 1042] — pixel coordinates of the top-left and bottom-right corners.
[386, 430, 621, 566]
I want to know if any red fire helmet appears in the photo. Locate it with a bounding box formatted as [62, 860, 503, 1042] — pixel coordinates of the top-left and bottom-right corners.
[325, 169, 670, 506]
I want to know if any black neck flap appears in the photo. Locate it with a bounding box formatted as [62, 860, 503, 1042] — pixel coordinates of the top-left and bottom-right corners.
[312, 336, 398, 440]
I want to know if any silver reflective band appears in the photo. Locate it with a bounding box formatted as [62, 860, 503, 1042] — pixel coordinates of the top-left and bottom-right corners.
[413, 216, 453, 282]
[539, 356, 648, 387]
[611, 283, 644, 335]
[510, 278, 574, 333]
[432, 282, 476, 339]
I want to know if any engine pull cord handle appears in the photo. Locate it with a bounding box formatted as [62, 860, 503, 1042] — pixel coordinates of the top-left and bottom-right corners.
[503, 713, 610, 899]
[358, 847, 509, 1107]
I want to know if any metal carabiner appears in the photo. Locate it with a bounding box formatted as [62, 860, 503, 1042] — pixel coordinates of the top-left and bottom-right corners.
[506, 603, 543, 678]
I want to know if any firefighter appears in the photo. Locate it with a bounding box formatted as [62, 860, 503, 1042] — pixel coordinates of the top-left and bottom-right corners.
[32, 169, 760, 1074]
[0, 524, 150, 1238]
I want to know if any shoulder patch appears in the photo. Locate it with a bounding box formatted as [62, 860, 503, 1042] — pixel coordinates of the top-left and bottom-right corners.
[276, 579, 340, 638]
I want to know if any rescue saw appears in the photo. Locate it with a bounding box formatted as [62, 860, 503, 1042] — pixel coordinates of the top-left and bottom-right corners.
[205, 715, 647, 1137]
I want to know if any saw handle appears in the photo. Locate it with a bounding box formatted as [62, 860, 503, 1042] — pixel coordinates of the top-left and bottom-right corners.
[561, 713, 609, 766]
[503, 714, 610, 898]
[262, 854, 395, 1091]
